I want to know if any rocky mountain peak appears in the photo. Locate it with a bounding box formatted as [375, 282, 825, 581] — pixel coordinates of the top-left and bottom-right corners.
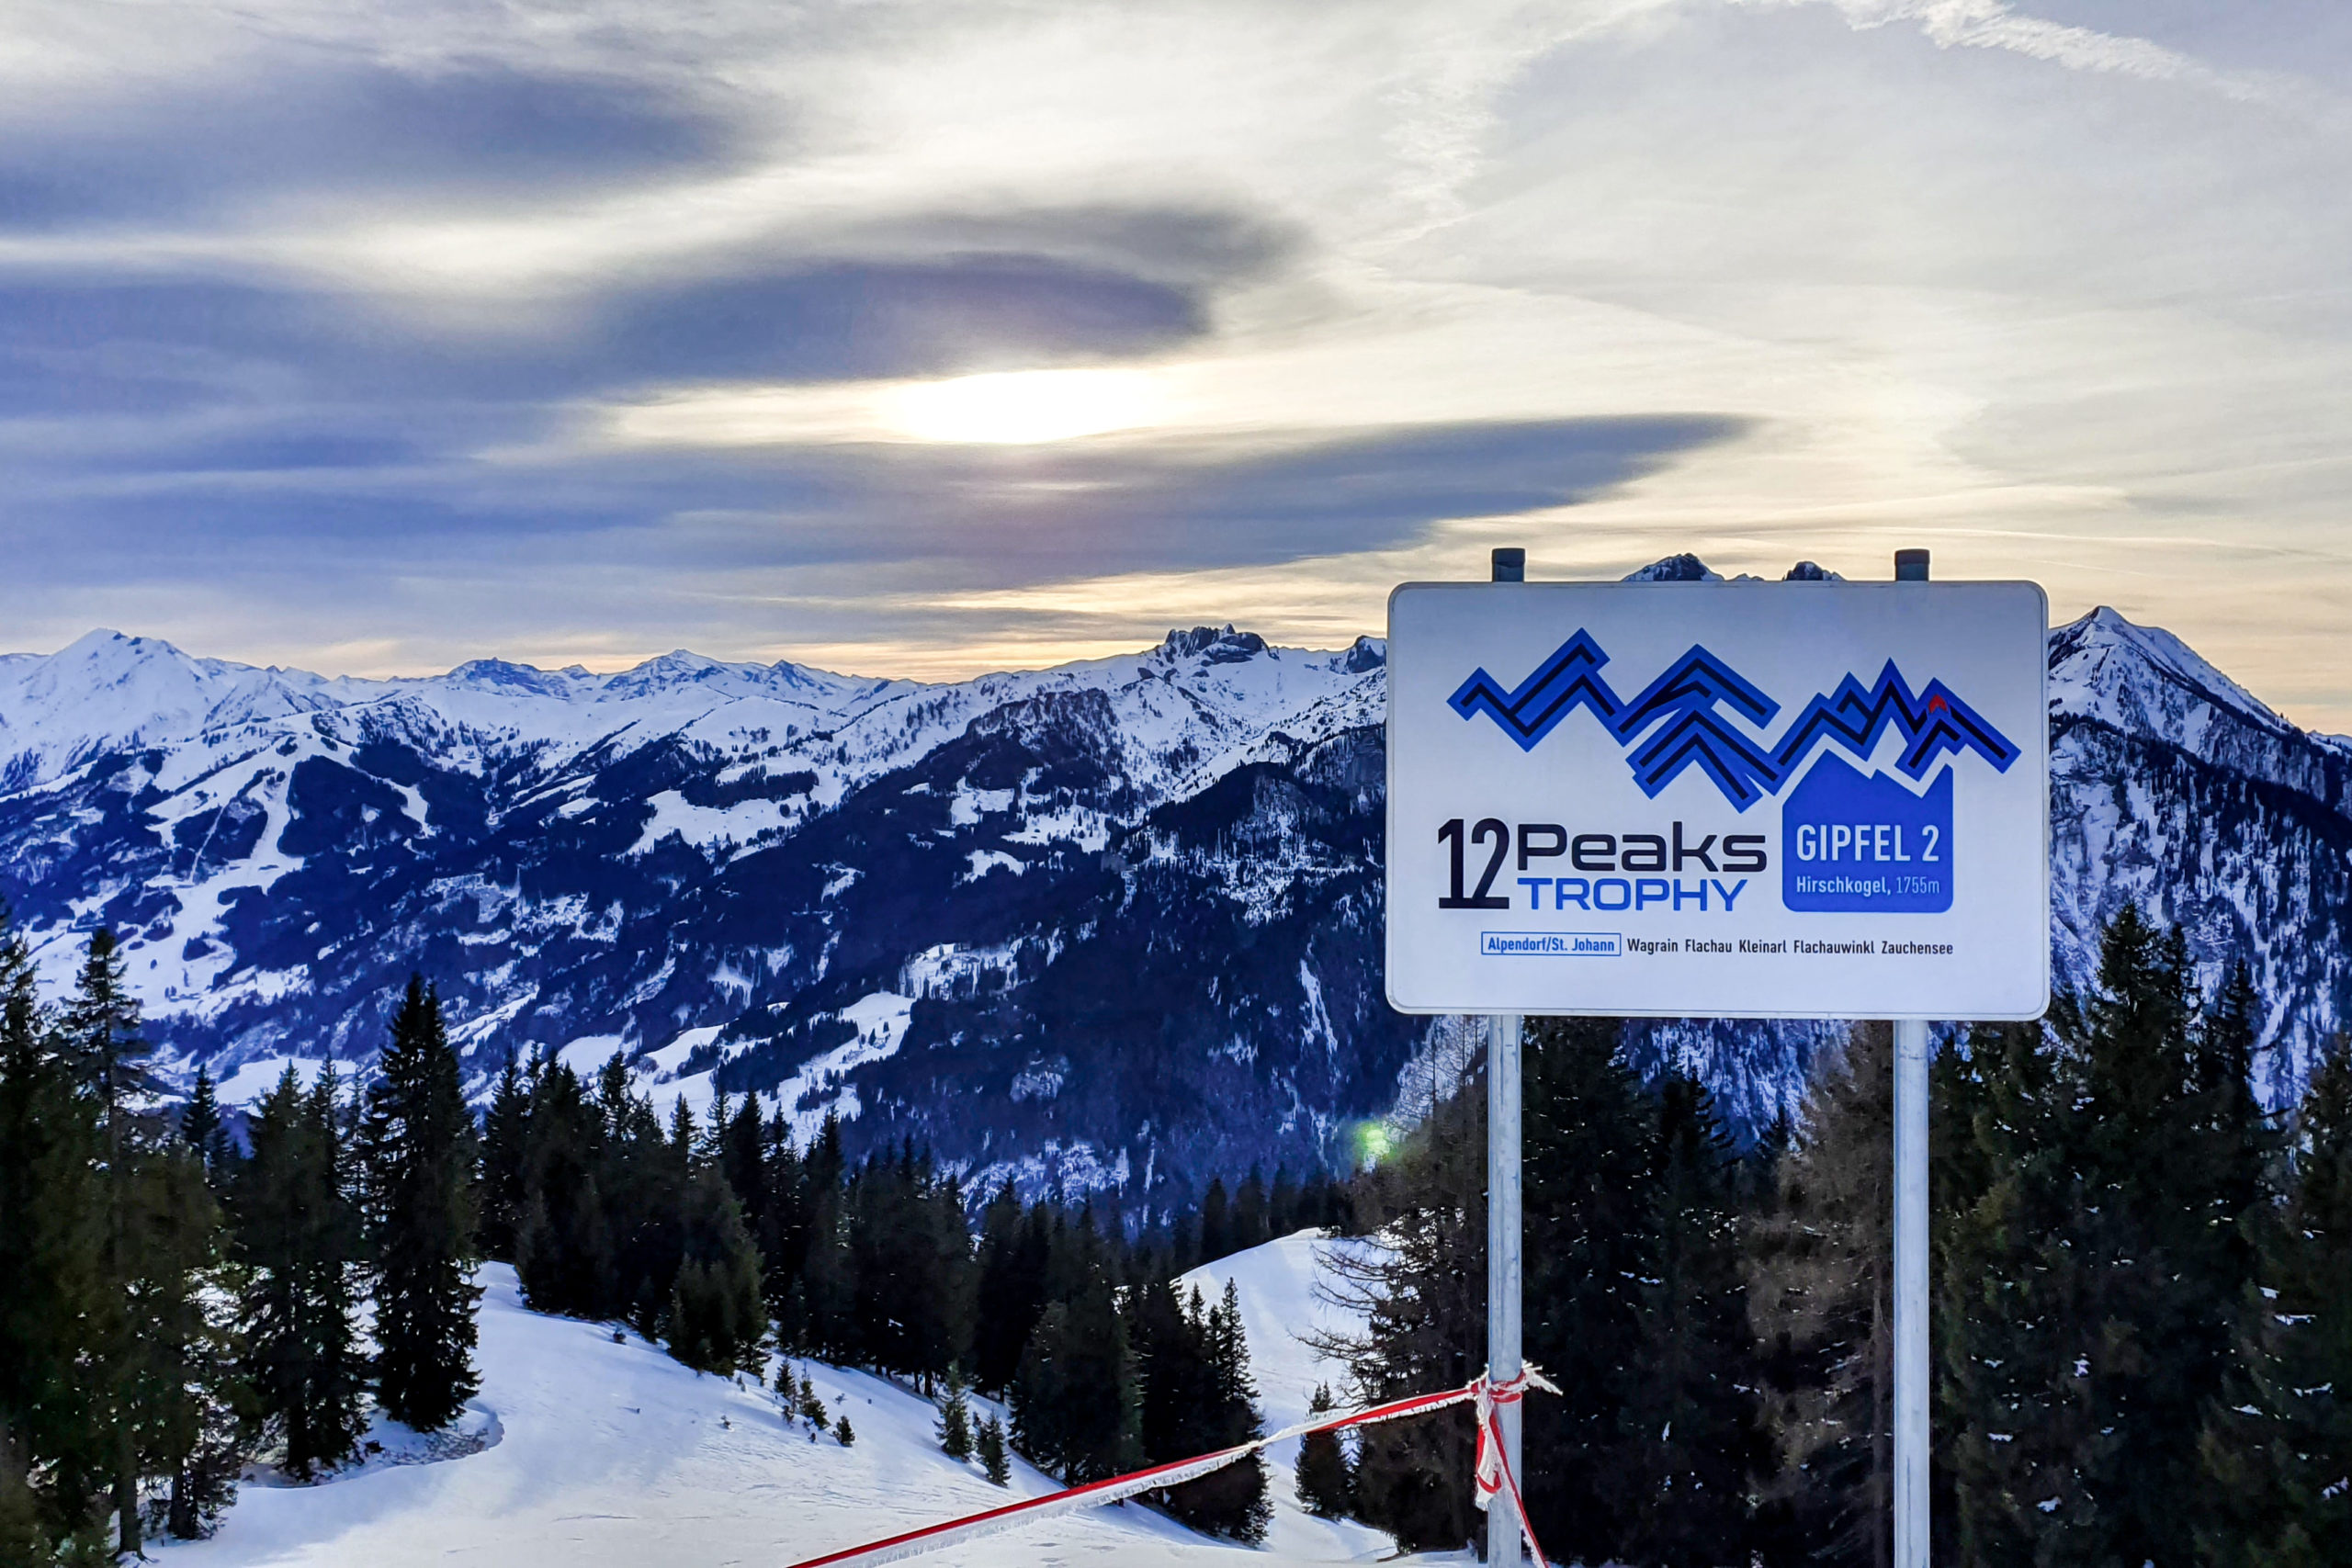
[1623, 553, 1721, 582]
[1157, 625, 1272, 663]
[2053, 605, 2289, 736]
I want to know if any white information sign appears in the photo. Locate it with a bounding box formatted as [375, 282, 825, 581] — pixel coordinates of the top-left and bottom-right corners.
[1385, 581, 2049, 1020]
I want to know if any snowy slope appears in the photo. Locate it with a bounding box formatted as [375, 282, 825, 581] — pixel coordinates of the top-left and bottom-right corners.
[163, 1247, 1426, 1568]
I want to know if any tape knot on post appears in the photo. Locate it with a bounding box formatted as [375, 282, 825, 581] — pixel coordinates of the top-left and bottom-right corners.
[1471, 1364, 1559, 1566]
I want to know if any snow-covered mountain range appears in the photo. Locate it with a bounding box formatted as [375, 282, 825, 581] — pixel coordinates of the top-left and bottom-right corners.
[3, 558, 2346, 1201]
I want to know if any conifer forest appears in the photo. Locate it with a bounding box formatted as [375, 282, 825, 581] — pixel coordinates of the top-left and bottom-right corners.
[6, 895, 2352, 1564]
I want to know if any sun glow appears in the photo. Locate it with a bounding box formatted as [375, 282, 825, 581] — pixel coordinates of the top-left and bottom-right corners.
[883, 367, 1162, 445]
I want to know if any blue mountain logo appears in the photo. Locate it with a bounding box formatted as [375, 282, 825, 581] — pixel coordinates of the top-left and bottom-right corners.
[1770, 661, 2019, 783]
[1609, 648, 1785, 808]
[1450, 634, 2018, 810]
[1446, 629, 1623, 748]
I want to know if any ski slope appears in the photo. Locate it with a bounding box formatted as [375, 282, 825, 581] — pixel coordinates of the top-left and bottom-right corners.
[160, 1236, 1445, 1568]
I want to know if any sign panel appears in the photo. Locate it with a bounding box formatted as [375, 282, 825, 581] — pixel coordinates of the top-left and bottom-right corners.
[1385, 581, 2049, 1019]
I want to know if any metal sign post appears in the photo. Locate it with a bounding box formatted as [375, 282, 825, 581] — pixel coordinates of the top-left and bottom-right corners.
[1385, 547, 2048, 1566]
[1891, 547, 1932, 1568]
[1487, 1007, 1524, 1568]
[1487, 548, 1526, 1568]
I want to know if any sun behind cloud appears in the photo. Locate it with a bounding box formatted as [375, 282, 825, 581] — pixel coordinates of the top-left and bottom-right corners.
[601, 365, 1174, 448]
[885, 367, 1164, 444]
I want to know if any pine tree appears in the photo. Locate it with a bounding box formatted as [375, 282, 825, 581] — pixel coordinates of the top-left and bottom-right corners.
[666, 1170, 767, 1375]
[972, 1182, 1047, 1395]
[1295, 1383, 1354, 1518]
[716, 1093, 764, 1230]
[361, 977, 482, 1431]
[835, 1415, 855, 1448]
[1169, 1206, 1203, 1277]
[134, 1145, 245, 1540]
[978, 1413, 1011, 1485]
[797, 1113, 854, 1359]
[236, 1065, 367, 1480]
[2070, 913, 2261, 1551]
[63, 929, 160, 1553]
[607, 1078, 688, 1340]
[1012, 1265, 1140, 1483]
[62, 930, 150, 1133]
[1617, 1075, 1767, 1568]
[479, 1054, 531, 1261]
[2199, 1032, 2352, 1565]
[1944, 908, 2267, 1567]
[919, 1168, 978, 1387]
[1520, 1013, 1657, 1563]
[1235, 1168, 1270, 1251]
[1133, 1268, 1268, 1530]
[0, 908, 112, 1547]
[1942, 1015, 2086, 1565]
[1133, 1274, 1208, 1472]
[1269, 1167, 1299, 1238]
[513, 1061, 612, 1317]
[937, 1367, 974, 1461]
[1198, 1178, 1233, 1263]
[1747, 1021, 1896, 1566]
[52, 929, 243, 1552]
[756, 1109, 806, 1339]
[180, 1064, 232, 1185]
[1180, 1279, 1271, 1541]
[842, 1145, 976, 1386]
[1317, 1067, 1486, 1554]
[0, 919, 243, 1554]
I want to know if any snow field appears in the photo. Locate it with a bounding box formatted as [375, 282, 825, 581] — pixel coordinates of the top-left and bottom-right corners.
[161, 1235, 1429, 1568]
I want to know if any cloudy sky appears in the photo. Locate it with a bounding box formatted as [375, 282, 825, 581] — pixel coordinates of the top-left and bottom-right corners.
[5, 1, 2349, 723]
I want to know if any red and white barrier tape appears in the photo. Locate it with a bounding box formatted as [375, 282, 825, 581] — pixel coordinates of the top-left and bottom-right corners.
[787, 1367, 1557, 1568]
[1473, 1369, 1553, 1567]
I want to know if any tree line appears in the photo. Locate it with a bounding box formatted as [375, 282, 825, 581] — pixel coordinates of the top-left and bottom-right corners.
[0, 912, 479, 1564]
[482, 1041, 1348, 1540]
[1321, 906, 2352, 1566]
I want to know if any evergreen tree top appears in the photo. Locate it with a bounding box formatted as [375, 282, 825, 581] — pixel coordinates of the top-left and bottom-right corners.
[65, 927, 153, 1104]
[2292, 1033, 2352, 1231]
[182, 1064, 221, 1147]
